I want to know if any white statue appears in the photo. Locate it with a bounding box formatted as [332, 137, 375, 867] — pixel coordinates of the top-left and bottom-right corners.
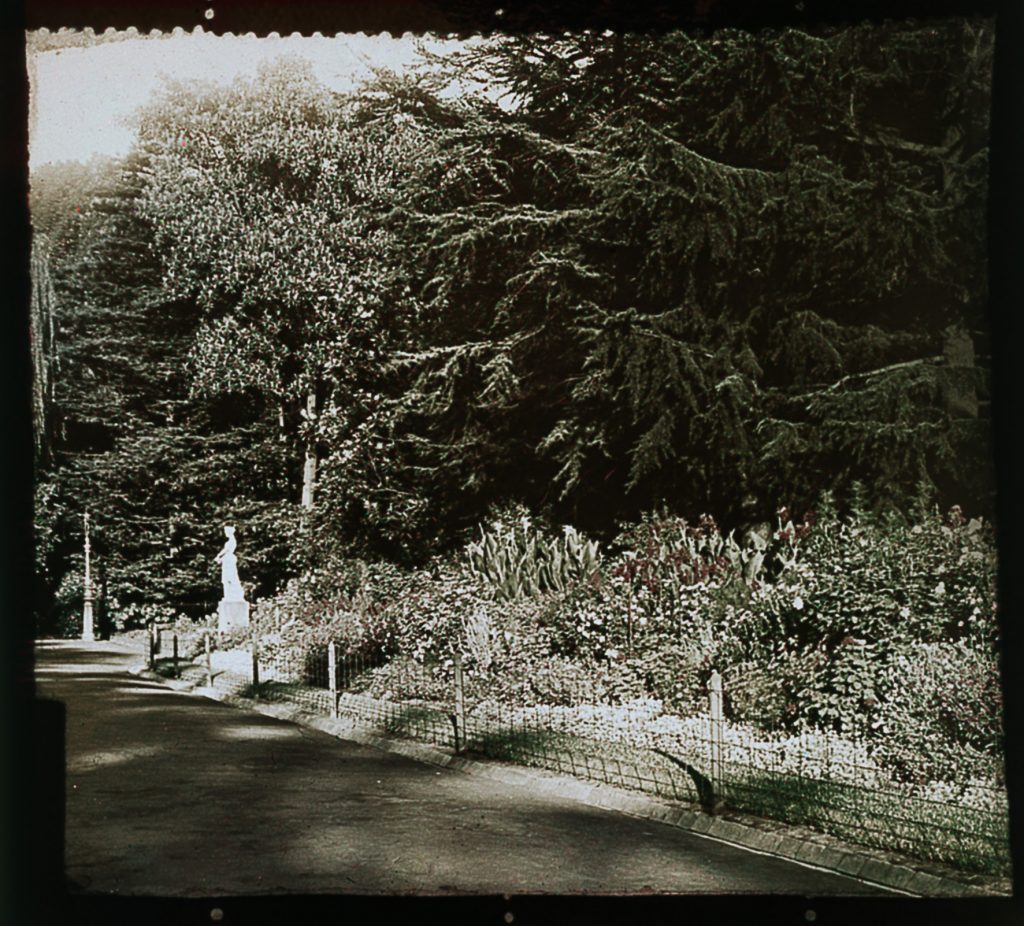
[215, 525, 245, 602]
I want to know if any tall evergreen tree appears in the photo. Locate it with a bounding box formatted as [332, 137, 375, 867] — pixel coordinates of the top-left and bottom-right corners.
[369, 18, 993, 546]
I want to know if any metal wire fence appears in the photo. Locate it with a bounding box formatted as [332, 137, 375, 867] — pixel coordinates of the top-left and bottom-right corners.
[152, 619, 1010, 877]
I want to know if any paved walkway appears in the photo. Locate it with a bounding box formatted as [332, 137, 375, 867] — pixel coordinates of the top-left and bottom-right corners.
[36, 640, 889, 896]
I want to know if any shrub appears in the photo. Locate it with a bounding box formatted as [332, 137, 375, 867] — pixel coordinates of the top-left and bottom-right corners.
[212, 622, 254, 653]
[609, 513, 738, 616]
[390, 560, 496, 663]
[252, 555, 416, 660]
[547, 512, 809, 667]
[232, 496, 1003, 798]
[717, 495, 1001, 746]
[473, 652, 646, 708]
[723, 646, 828, 731]
[357, 656, 451, 702]
[625, 642, 708, 714]
[466, 503, 600, 600]
[48, 570, 84, 638]
[114, 601, 176, 631]
[773, 493, 999, 651]
[171, 626, 214, 660]
[872, 640, 1004, 783]
[540, 575, 627, 660]
[794, 636, 884, 736]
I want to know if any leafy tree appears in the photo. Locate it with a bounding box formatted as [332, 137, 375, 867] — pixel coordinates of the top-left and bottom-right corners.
[30, 152, 294, 633]
[136, 58, 426, 515]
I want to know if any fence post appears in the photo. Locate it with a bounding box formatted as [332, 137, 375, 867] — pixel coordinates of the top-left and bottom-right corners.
[453, 651, 467, 754]
[148, 621, 156, 670]
[328, 642, 338, 719]
[204, 631, 212, 687]
[626, 595, 633, 658]
[172, 633, 179, 679]
[251, 630, 260, 696]
[708, 669, 724, 811]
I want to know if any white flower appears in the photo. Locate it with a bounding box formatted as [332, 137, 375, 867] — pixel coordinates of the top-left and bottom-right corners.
[793, 596, 804, 611]
[899, 607, 910, 618]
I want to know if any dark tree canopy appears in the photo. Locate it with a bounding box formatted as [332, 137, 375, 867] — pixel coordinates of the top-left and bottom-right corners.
[365, 19, 993, 547]
[30, 152, 296, 633]
[32, 20, 996, 630]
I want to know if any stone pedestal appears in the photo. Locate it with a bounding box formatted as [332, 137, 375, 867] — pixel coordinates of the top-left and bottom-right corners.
[81, 596, 95, 642]
[218, 599, 250, 632]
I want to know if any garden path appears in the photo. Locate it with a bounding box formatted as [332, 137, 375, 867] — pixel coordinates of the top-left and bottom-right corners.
[35, 640, 890, 896]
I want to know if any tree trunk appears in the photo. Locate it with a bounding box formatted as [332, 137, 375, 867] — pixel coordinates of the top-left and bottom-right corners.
[300, 390, 317, 509]
[30, 237, 57, 461]
[940, 326, 978, 419]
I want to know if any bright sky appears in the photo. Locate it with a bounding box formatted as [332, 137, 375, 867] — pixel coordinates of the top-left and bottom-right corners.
[28, 29, 478, 170]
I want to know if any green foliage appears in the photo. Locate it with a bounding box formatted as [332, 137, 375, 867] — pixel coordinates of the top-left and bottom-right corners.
[494, 495, 1001, 767]
[357, 657, 452, 703]
[872, 640, 1004, 783]
[30, 148, 299, 635]
[212, 622, 256, 654]
[230, 491, 1003, 816]
[31, 26, 1002, 834]
[466, 504, 600, 600]
[707, 498, 1001, 748]
[50, 569, 86, 639]
[32, 25, 997, 633]
[370, 20, 995, 537]
[611, 511, 767, 593]
[476, 653, 645, 709]
[771, 492, 999, 653]
[136, 58, 427, 520]
[395, 562, 506, 665]
[115, 602, 177, 632]
[624, 643, 708, 715]
[794, 637, 883, 735]
[533, 510, 812, 672]
[29, 156, 123, 265]
[30, 235, 59, 461]
[252, 554, 412, 661]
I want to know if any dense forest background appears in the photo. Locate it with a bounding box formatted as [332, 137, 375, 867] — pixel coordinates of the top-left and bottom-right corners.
[30, 19, 995, 635]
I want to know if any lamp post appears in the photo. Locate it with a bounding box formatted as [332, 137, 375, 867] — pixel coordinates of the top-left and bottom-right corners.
[82, 510, 95, 642]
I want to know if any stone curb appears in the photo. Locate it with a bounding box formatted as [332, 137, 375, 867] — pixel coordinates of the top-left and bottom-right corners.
[129, 663, 1008, 899]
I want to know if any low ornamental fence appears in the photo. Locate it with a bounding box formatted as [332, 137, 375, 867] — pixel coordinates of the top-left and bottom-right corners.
[148, 620, 1010, 877]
